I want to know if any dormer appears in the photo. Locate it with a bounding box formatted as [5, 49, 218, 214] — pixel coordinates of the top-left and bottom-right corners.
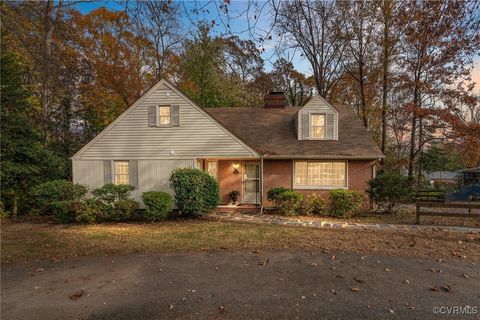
[297, 95, 338, 140]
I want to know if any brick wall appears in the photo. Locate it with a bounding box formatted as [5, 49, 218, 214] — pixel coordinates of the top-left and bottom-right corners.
[261, 159, 377, 207]
[216, 159, 377, 206]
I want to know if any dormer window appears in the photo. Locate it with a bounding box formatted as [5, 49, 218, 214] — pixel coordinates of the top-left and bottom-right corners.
[159, 106, 171, 125]
[311, 114, 325, 139]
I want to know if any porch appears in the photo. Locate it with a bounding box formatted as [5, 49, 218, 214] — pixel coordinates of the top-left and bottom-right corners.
[197, 159, 263, 208]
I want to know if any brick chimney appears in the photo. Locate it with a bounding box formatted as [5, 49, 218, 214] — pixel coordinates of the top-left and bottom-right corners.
[264, 92, 286, 108]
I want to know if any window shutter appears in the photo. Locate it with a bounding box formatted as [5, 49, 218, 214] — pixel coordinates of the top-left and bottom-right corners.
[129, 160, 138, 188]
[148, 105, 157, 127]
[302, 113, 309, 140]
[326, 113, 335, 139]
[104, 160, 112, 184]
[172, 105, 180, 126]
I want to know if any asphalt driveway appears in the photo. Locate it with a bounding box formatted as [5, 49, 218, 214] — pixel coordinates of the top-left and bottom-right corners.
[2, 250, 479, 319]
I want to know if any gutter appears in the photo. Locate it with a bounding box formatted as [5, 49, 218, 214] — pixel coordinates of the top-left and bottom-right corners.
[262, 154, 385, 160]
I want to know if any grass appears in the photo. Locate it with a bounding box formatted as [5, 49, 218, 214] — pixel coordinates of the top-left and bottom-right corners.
[1, 219, 479, 263]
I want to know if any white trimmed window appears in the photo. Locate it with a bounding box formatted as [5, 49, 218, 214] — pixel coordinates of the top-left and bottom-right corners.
[159, 106, 171, 125]
[294, 161, 346, 188]
[310, 114, 325, 139]
[206, 161, 218, 180]
[114, 161, 129, 185]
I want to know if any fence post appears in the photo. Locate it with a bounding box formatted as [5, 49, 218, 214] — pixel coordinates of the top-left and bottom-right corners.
[416, 202, 420, 224]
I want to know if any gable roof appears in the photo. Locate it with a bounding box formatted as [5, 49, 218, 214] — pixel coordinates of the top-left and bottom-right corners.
[72, 79, 259, 160]
[205, 104, 384, 159]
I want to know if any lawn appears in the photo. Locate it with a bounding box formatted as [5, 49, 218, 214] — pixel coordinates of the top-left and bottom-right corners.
[1, 219, 479, 263]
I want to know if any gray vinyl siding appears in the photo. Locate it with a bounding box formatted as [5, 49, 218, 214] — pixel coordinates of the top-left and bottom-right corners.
[75, 83, 256, 160]
[73, 159, 194, 204]
[298, 96, 338, 140]
[73, 160, 104, 196]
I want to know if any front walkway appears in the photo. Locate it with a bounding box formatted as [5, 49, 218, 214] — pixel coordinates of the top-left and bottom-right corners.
[206, 211, 480, 234]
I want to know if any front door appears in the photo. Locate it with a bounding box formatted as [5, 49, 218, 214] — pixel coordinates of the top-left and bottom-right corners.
[244, 163, 260, 204]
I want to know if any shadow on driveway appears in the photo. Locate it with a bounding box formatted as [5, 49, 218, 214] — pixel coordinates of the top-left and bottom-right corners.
[2, 250, 479, 319]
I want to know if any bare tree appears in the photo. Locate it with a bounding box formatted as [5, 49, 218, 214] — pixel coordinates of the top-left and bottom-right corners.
[276, 0, 345, 99]
[134, 0, 182, 80]
[338, 0, 379, 129]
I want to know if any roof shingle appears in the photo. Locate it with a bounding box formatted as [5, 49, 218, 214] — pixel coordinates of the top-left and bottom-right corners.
[205, 104, 384, 159]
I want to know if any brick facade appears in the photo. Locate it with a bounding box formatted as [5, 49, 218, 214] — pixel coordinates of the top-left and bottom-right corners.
[216, 159, 377, 207]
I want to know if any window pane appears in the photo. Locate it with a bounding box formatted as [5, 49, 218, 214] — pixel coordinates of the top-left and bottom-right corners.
[115, 161, 129, 175]
[312, 126, 324, 139]
[114, 161, 129, 185]
[159, 106, 171, 125]
[295, 162, 308, 185]
[159, 106, 170, 116]
[311, 115, 324, 126]
[207, 161, 217, 179]
[295, 161, 346, 187]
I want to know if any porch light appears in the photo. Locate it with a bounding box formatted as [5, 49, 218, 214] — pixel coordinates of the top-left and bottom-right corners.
[232, 163, 240, 174]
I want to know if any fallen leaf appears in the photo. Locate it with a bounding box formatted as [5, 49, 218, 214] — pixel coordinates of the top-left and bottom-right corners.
[169, 304, 174, 310]
[384, 268, 392, 272]
[354, 277, 365, 284]
[301, 296, 306, 299]
[69, 290, 85, 301]
[350, 287, 360, 293]
[440, 285, 452, 293]
[258, 259, 269, 267]
[331, 255, 336, 261]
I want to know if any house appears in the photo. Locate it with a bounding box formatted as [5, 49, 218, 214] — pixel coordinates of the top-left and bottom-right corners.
[72, 79, 384, 209]
[424, 171, 460, 185]
[460, 166, 480, 186]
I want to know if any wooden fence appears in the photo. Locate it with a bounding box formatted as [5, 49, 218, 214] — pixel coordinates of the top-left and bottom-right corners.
[412, 189, 445, 202]
[415, 200, 480, 224]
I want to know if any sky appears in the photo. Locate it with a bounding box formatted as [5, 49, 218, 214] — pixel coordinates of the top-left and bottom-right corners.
[75, 0, 479, 93]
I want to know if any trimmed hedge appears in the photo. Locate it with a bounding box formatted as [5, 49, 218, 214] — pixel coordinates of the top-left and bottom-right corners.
[329, 189, 363, 217]
[278, 189, 303, 216]
[92, 183, 135, 203]
[169, 168, 220, 215]
[303, 194, 326, 215]
[267, 186, 290, 206]
[30, 180, 88, 215]
[142, 191, 173, 221]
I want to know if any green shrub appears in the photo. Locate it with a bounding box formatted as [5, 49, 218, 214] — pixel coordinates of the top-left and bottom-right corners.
[142, 191, 173, 221]
[367, 171, 410, 214]
[278, 190, 303, 216]
[169, 168, 220, 215]
[31, 180, 88, 215]
[51, 201, 73, 223]
[110, 199, 140, 221]
[71, 201, 96, 224]
[0, 201, 8, 218]
[329, 189, 363, 217]
[92, 184, 136, 203]
[84, 198, 111, 222]
[267, 186, 290, 206]
[303, 194, 326, 215]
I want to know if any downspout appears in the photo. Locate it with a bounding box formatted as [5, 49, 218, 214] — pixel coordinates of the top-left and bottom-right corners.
[260, 155, 264, 214]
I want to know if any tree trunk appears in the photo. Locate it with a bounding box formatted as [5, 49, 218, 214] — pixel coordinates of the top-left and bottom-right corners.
[407, 86, 419, 180]
[40, 0, 54, 147]
[380, 0, 390, 159]
[12, 193, 18, 218]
